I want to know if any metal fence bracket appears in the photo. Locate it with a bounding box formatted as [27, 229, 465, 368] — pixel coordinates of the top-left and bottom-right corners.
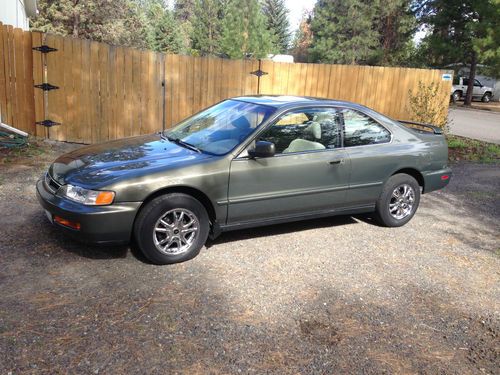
[34, 83, 59, 91]
[35, 119, 61, 127]
[250, 69, 268, 77]
[32, 45, 58, 53]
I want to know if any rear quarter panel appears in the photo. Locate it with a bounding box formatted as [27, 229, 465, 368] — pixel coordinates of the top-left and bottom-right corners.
[345, 122, 448, 205]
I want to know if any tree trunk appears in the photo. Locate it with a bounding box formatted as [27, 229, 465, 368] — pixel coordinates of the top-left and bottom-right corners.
[464, 51, 477, 106]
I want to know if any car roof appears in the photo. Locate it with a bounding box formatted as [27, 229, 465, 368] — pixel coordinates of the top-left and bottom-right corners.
[232, 95, 367, 110]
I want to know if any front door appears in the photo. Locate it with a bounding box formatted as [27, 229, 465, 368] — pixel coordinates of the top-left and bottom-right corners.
[227, 107, 351, 225]
[473, 79, 483, 97]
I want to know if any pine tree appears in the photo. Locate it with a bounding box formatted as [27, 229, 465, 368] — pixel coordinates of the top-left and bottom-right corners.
[415, 0, 498, 104]
[31, 0, 149, 48]
[191, 0, 224, 56]
[174, 0, 196, 51]
[309, 0, 380, 64]
[375, 0, 416, 66]
[146, 1, 184, 53]
[472, 0, 500, 77]
[220, 0, 273, 59]
[262, 0, 290, 53]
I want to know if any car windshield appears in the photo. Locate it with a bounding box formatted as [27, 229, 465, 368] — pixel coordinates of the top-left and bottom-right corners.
[164, 100, 275, 155]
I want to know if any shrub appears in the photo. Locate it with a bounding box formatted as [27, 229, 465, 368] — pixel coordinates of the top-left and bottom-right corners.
[407, 81, 449, 131]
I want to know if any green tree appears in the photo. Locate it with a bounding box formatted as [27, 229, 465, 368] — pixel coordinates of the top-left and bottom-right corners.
[32, 0, 149, 48]
[220, 0, 273, 59]
[473, 0, 500, 77]
[191, 0, 224, 56]
[309, 0, 380, 64]
[174, 0, 195, 21]
[415, 0, 499, 105]
[174, 0, 196, 52]
[375, 0, 416, 65]
[146, 1, 184, 53]
[262, 0, 290, 53]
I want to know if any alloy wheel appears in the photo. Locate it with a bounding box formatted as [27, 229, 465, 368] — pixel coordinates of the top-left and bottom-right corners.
[153, 208, 199, 255]
[389, 184, 415, 220]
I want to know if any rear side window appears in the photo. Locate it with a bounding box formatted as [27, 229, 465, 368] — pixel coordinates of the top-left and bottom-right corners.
[341, 109, 391, 147]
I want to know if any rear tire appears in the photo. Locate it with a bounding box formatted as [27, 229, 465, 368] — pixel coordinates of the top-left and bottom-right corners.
[375, 174, 420, 227]
[482, 92, 491, 103]
[452, 90, 461, 102]
[134, 193, 209, 265]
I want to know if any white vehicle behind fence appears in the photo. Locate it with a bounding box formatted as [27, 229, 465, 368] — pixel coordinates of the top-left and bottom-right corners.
[451, 76, 494, 103]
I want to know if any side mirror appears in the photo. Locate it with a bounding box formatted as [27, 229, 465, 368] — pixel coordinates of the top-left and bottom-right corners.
[248, 141, 275, 158]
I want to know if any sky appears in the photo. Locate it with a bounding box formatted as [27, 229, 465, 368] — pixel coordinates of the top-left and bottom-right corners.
[286, 0, 316, 31]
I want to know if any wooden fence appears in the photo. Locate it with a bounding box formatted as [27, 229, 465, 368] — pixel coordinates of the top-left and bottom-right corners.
[0, 23, 453, 144]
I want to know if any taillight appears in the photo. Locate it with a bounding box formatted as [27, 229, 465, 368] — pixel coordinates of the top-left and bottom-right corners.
[441, 175, 450, 181]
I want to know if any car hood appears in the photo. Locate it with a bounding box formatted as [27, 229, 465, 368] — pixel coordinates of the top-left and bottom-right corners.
[49, 134, 214, 189]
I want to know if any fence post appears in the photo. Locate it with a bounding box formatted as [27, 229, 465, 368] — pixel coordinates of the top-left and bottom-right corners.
[250, 59, 268, 95]
[161, 53, 166, 132]
[32, 32, 60, 139]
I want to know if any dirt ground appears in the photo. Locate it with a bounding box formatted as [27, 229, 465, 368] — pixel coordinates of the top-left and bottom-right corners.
[1, 140, 499, 374]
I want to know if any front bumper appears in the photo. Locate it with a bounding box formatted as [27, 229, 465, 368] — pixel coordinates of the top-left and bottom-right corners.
[36, 178, 141, 244]
[422, 167, 452, 193]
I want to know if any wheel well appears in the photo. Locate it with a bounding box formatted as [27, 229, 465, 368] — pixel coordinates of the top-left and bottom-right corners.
[137, 186, 217, 224]
[483, 91, 492, 95]
[392, 168, 424, 191]
[453, 90, 462, 96]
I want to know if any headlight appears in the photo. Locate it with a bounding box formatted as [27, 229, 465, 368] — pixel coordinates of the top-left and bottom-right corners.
[59, 184, 115, 205]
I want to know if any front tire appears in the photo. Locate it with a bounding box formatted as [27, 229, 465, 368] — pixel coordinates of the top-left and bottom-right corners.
[452, 90, 461, 103]
[375, 174, 420, 227]
[134, 193, 209, 264]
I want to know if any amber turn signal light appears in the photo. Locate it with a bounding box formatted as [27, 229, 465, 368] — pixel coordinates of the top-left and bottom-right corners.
[54, 216, 81, 230]
[95, 191, 115, 205]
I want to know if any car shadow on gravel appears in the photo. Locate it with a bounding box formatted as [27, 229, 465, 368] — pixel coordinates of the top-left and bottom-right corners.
[206, 215, 360, 248]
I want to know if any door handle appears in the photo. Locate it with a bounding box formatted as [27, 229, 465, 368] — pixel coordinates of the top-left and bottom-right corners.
[329, 159, 344, 165]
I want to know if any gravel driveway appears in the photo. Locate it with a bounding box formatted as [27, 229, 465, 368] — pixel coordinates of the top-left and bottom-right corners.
[1, 141, 499, 374]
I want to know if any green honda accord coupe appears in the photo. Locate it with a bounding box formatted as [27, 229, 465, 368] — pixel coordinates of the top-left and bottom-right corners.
[37, 96, 451, 264]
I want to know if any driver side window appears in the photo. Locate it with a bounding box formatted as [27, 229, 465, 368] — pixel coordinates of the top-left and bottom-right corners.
[257, 108, 341, 154]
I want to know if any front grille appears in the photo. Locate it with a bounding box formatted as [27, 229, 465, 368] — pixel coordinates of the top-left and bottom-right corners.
[44, 172, 61, 194]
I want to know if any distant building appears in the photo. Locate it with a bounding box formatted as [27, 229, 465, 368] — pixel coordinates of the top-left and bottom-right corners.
[0, 0, 38, 30]
[267, 54, 294, 63]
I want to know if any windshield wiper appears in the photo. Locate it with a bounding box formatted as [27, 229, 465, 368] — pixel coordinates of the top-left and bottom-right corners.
[162, 133, 202, 153]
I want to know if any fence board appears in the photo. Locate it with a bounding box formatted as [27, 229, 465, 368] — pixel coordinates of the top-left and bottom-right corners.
[23, 31, 35, 134]
[13, 29, 26, 132]
[6, 26, 17, 128]
[31, 32, 45, 137]
[1, 24, 452, 143]
[0, 24, 7, 124]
